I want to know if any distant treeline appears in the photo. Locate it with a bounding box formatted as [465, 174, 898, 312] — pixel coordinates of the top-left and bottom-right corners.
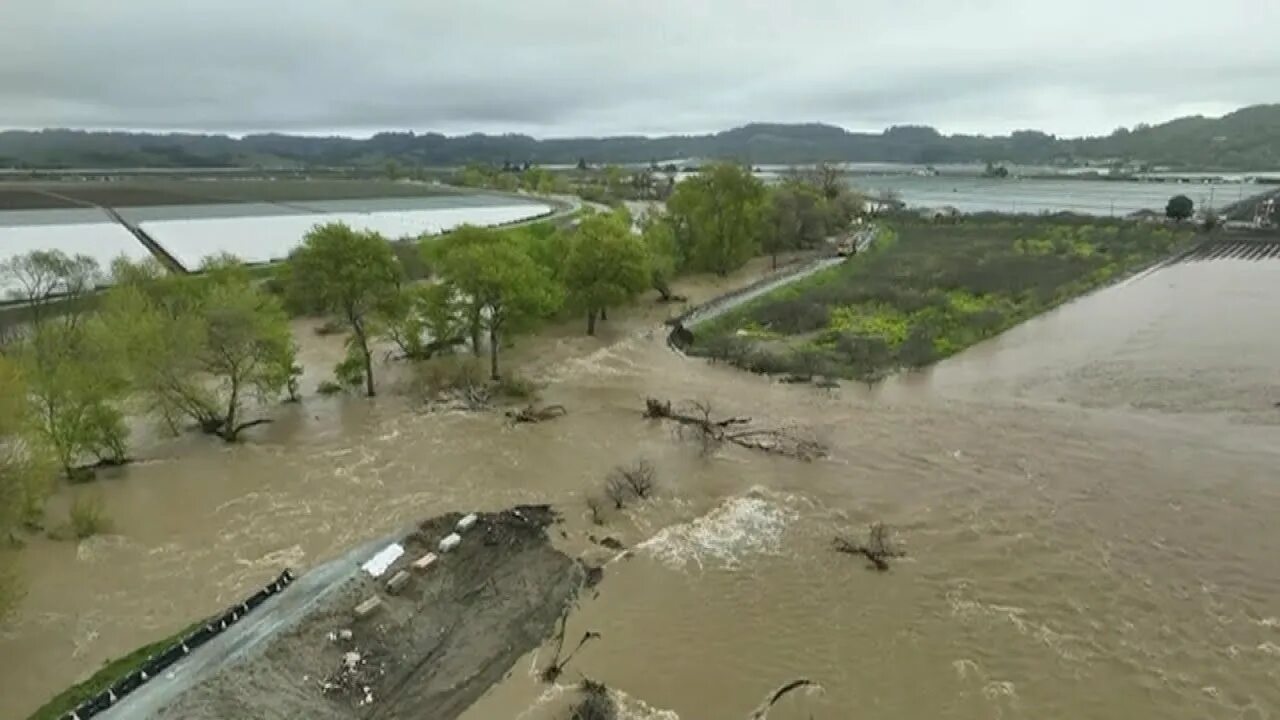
[2, 105, 1279, 171]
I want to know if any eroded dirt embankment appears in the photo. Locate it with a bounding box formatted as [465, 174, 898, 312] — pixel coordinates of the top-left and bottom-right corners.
[151, 506, 583, 720]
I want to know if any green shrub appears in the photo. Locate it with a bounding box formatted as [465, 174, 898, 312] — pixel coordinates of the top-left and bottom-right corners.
[69, 494, 111, 539]
[316, 380, 344, 396]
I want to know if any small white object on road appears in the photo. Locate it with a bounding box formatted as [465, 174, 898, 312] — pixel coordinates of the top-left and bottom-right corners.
[456, 513, 479, 532]
[438, 533, 462, 553]
[361, 543, 404, 578]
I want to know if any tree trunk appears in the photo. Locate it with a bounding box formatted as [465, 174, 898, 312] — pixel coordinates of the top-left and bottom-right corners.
[223, 377, 240, 442]
[599, 307, 607, 321]
[352, 326, 376, 397]
[489, 327, 500, 380]
[586, 309, 597, 336]
[469, 306, 483, 356]
[771, 251, 778, 270]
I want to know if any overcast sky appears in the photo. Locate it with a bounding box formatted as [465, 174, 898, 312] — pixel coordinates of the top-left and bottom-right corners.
[1, 1, 1276, 139]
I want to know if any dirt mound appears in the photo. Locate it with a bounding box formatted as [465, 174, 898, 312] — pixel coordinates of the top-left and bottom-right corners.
[153, 506, 583, 720]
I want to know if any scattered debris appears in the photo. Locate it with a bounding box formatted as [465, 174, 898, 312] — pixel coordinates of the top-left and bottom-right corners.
[834, 522, 905, 571]
[589, 535, 625, 551]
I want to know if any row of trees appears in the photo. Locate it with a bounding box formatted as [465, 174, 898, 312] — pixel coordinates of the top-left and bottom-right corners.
[0, 251, 300, 484]
[0, 162, 862, 475]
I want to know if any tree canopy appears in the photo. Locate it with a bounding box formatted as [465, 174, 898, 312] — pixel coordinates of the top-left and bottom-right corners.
[564, 211, 650, 334]
[431, 226, 561, 379]
[1166, 194, 1195, 222]
[667, 163, 766, 276]
[104, 259, 297, 442]
[0, 356, 52, 622]
[286, 223, 403, 396]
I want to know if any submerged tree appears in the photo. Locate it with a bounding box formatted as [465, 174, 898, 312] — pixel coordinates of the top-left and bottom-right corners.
[105, 259, 297, 442]
[287, 223, 403, 397]
[2, 251, 129, 478]
[432, 225, 561, 379]
[0, 357, 53, 621]
[564, 211, 650, 335]
[640, 214, 681, 301]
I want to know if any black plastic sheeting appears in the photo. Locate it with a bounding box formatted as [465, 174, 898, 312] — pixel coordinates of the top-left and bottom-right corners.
[63, 569, 295, 720]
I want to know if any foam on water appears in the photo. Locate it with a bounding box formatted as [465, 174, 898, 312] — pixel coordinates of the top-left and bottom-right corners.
[637, 488, 798, 571]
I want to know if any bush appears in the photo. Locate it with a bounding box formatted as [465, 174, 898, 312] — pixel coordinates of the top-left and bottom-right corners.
[69, 493, 111, 539]
[493, 373, 538, 400]
[317, 380, 345, 396]
[408, 356, 486, 400]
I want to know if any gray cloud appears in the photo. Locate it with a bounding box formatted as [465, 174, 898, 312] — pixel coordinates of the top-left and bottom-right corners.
[0, 0, 1276, 137]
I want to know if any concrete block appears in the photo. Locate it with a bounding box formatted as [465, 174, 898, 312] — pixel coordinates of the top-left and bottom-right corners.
[386, 570, 411, 594]
[438, 533, 461, 553]
[353, 596, 383, 618]
[412, 552, 438, 570]
[456, 513, 479, 532]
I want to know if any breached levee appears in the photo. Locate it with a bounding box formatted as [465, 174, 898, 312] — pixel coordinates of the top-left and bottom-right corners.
[100, 506, 585, 720]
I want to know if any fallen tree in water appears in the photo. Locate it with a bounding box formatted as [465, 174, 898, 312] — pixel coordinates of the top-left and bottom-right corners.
[747, 678, 822, 719]
[540, 611, 601, 683]
[644, 398, 827, 460]
[505, 403, 567, 424]
[834, 522, 905, 571]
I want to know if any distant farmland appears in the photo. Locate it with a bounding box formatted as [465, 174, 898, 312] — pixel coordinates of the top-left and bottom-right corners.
[0, 179, 461, 211]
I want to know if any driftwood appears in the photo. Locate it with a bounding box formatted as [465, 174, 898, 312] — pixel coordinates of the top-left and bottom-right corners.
[505, 403, 567, 424]
[747, 678, 821, 719]
[644, 397, 827, 461]
[834, 522, 905, 571]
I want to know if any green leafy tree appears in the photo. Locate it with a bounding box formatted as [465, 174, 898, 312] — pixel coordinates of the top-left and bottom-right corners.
[763, 181, 828, 269]
[565, 212, 651, 334]
[2, 252, 128, 478]
[105, 260, 297, 442]
[287, 223, 403, 396]
[21, 321, 129, 478]
[0, 357, 53, 621]
[1166, 194, 1194, 222]
[380, 282, 465, 360]
[667, 163, 766, 275]
[433, 226, 561, 379]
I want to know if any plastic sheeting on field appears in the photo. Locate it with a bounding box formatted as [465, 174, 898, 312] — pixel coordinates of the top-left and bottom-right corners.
[0, 220, 152, 298]
[140, 204, 554, 270]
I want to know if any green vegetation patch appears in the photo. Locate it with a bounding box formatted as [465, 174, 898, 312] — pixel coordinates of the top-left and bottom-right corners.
[689, 216, 1194, 381]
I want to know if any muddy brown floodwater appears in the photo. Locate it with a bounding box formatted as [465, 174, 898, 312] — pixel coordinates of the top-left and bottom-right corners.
[4, 254, 1280, 719]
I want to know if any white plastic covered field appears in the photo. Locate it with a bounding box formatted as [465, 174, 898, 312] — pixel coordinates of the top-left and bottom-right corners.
[0, 221, 153, 298]
[141, 204, 553, 269]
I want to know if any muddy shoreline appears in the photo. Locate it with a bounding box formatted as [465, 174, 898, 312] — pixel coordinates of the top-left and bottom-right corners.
[101, 506, 584, 720]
